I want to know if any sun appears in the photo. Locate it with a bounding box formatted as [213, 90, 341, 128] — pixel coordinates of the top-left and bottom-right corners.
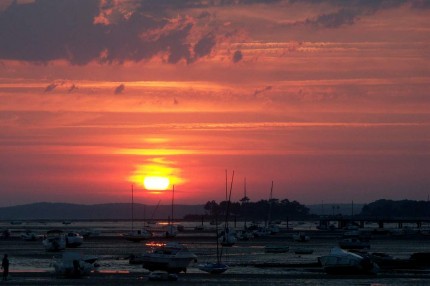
[143, 176, 170, 191]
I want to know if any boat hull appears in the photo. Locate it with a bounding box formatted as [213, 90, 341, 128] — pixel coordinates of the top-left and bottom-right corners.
[198, 263, 229, 274]
[142, 256, 195, 273]
[319, 248, 379, 275]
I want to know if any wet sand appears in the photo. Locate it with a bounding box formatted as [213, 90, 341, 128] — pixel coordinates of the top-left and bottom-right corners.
[3, 271, 430, 286]
[1, 222, 430, 285]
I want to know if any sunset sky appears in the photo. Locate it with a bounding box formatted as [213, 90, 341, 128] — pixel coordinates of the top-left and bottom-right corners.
[0, 0, 429, 207]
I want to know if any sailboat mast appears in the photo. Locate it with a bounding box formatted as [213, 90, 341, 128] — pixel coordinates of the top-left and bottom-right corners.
[225, 169, 228, 201]
[244, 177, 247, 228]
[171, 185, 175, 224]
[131, 184, 134, 232]
[268, 181, 273, 226]
[215, 216, 220, 264]
[224, 171, 235, 226]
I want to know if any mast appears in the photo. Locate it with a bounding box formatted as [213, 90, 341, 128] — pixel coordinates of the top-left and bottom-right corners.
[267, 181, 273, 226]
[171, 185, 175, 224]
[244, 177, 247, 228]
[225, 169, 228, 201]
[150, 200, 161, 221]
[131, 184, 134, 232]
[215, 216, 220, 264]
[224, 171, 235, 227]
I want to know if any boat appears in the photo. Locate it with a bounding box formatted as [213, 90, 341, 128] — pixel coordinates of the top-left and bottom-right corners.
[10, 220, 23, 225]
[198, 262, 229, 274]
[164, 185, 178, 238]
[266, 181, 280, 235]
[43, 230, 66, 252]
[252, 226, 271, 237]
[198, 217, 229, 274]
[219, 170, 237, 247]
[268, 224, 280, 235]
[163, 224, 178, 238]
[319, 247, 379, 275]
[141, 242, 197, 273]
[123, 229, 153, 242]
[80, 229, 100, 238]
[219, 227, 237, 247]
[369, 252, 414, 270]
[65, 232, 84, 247]
[265, 245, 289, 253]
[292, 232, 310, 242]
[370, 252, 430, 270]
[21, 230, 38, 241]
[123, 184, 153, 242]
[236, 229, 254, 241]
[339, 237, 370, 250]
[52, 251, 99, 278]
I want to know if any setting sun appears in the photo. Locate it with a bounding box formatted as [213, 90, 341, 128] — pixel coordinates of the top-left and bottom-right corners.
[143, 176, 170, 191]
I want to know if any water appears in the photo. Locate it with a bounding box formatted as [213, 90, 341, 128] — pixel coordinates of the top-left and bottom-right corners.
[1, 220, 429, 285]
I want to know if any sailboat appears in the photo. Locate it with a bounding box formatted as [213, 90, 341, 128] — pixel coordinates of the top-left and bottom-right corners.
[266, 181, 280, 235]
[123, 184, 153, 242]
[198, 216, 229, 274]
[164, 185, 178, 238]
[219, 170, 237, 247]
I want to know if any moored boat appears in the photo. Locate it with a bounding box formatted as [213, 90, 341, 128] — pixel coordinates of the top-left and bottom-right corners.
[43, 230, 66, 252]
[198, 216, 229, 274]
[198, 262, 229, 274]
[52, 251, 99, 278]
[65, 232, 83, 247]
[123, 229, 153, 242]
[21, 230, 38, 241]
[319, 247, 379, 275]
[292, 232, 310, 242]
[219, 227, 237, 247]
[141, 242, 197, 273]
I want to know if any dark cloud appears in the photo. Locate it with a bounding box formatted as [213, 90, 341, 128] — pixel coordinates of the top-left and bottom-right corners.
[194, 34, 216, 58]
[253, 86, 272, 97]
[0, 0, 223, 65]
[286, 0, 428, 29]
[44, 83, 58, 92]
[68, 84, 77, 93]
[232, 50, 243, 63]
[114, 84, 125, 94]
[306, 9, 357, 28]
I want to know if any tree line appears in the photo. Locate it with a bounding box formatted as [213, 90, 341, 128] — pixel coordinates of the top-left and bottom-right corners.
[360, 199, 430, 218]
[184, 198, 311, 221]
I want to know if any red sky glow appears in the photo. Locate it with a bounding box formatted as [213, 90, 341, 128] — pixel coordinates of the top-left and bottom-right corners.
[0, 0, 429, 207]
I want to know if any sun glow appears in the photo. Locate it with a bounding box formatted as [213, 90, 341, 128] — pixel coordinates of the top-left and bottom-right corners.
[143, 176, 170, 191]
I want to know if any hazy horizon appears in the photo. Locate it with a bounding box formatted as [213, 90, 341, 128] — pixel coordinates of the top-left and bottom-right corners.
[1, 1, 429, 207]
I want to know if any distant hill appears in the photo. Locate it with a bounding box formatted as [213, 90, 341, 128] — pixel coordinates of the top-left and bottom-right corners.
[0, 202, 205, 220]
[360, 199, 430, 218]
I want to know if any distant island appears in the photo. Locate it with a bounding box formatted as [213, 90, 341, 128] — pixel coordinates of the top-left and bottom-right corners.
[0, 199, 428, 221]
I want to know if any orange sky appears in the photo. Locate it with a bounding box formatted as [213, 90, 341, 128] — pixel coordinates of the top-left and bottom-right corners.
[0, 0, 429, 206]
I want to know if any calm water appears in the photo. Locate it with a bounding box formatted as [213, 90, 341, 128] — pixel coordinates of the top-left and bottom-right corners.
[0, 220, 429, 285]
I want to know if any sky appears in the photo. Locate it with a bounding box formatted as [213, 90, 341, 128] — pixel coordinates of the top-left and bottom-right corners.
[0, 0, 429, 207]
